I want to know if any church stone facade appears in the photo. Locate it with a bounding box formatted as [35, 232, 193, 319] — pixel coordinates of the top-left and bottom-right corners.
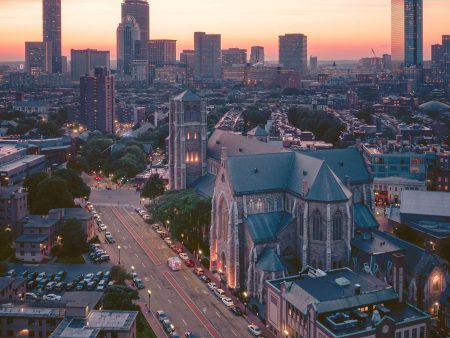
[168, 90, 207, 190]
[168, 91, 374, 301]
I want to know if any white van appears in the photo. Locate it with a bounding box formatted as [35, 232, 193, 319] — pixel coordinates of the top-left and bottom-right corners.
[96, 279, 106, 291]
[213, 288, 226, 298]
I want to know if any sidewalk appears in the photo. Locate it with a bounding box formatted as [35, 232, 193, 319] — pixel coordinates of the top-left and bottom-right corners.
[137, 301, 168, 338]
[181, 246, 275, 338]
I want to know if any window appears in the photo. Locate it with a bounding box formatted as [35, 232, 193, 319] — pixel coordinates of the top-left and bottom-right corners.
[412, 328, 417, 338]
[332, 211, 343, 241]
[312, 211, 323, 241]
[404, 330, 410, 338]
[396, 332, 402, 338]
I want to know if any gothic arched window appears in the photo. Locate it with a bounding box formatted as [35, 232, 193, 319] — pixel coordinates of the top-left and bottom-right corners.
[218, 198, 229, 240]
[332, 211, 343, 241]
[312, 210, 323, 241]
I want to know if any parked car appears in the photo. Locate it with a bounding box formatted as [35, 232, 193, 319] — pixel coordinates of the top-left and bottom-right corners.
[103, 271, 111, 282]
[207, 282, 217, 291]
[21, 271, 29, 278]
[184, 332, 195, 338]
[36, 272, 46, 282]
[99, 254, 110, 262]
[96, 280, 106, 291]
[193, 268, 204, 276]
[27, 280, 38, 290]
[170, 332, 180, 338]
[230, 306, 243, 316]
[213, 288, 226, 298]
[200, 275, 211, 283]
[221, 297, 234, 307]
[29, 272, 38, 280]
[99, 224, 107, 231]
[43, 294, 61, 301]
[156, 310, 167, 322]
[76, 281, 87, 291]
[5, 269, 16, 277]
[45, 281, 57, 291]
[87, 281, 97, 291]
[25, 292, 38, 300]
[55, 271, 66, 282]
[134, 279, 145, 289]
[248, 324, 262, 336]
[65, 282, 76, 291]
[184, 259, 195, 267]
[179, 253, 189, 261]
[162, 319, 174, 333]
[84, 274, 94, 282]
[37, 279, 48, 289]
[54, 282, 66, 292]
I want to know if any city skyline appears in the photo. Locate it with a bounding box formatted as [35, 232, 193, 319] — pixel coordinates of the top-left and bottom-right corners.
[0, 0, 449, 61]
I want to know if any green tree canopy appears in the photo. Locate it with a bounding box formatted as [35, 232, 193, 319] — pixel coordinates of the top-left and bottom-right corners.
[54, 168, 91, 199]
[0, 227, 14, 260]
[67, 155, 89, 174]
[141, 174, 165, 199]
[242, 106, 271, 132]
[23, 172, 49, 211]
[355, 107, 374, 124]
[33, 176, 74, 214]
[102, 286, 139, 311]
[109, 265, 129, 285]
[60, 219, 88, 257]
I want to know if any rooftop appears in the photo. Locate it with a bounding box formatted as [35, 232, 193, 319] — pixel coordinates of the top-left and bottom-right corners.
[400, 190, 450, 218]
[88, 310, 138, 331]
[15, 234, 48, 244]
[0, 305, 65, 318]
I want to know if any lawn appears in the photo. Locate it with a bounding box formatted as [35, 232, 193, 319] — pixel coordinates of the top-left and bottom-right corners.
[137, 312, 157, 338]
[55, 255, 86, 264]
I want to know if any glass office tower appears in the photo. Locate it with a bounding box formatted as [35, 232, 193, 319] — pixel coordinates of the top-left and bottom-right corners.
[391, 0, 423, 69]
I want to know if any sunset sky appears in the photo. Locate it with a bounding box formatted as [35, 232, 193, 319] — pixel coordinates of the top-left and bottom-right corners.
[0, 0, 448, 61]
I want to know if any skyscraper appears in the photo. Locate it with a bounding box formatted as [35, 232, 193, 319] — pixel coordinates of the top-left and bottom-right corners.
[43, 0, 62, 73]
[79, 68, 115, 134]
[194, 32, 222, 81]
[25, 42, 52, 75]
[250, 46, 264, 64]
[222, 48, 247, 67]
[71, 49, 110, 82]
[117, 16, 141, 76]
[391, 0, 423, 69]
[148, 40, 177, 66]
[443, 35, 450, 85]
[279, 34, 308, 75]
[121, 0, 149, 60]
[180, 50, 195, 79]
[309, 56, 318, 73]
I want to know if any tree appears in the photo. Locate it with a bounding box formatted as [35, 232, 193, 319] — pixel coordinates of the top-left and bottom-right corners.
[0, 262, 7, 276]
[242, 106, 271, 132]
[0, 226, 13, 260]
[60, 219, 88, 257]
[32, 176, 74, 214]
[141, 174, 165, 199]
[282, 87, 300, 96]
[355, 108, 374, 124]
[23, 172, 49, 211]
[67, 156, 89, 174]
[102, 286, 139, 311]
[109, 265, 129, 285]
[54, 168, 91, 199]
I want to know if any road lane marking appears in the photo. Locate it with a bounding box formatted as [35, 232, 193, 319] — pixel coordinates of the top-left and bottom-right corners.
[168, 299, 172, 304]
[142, 262, 146, 268]
[135, 254, 139, 258]
[183, 275, 189, 281]
[150, 275, 154, 279]
[182, 319, 187, 326]
[215, 311, 220, 318]
[231, 329, 238, 336]
[157, 285, 162, 290]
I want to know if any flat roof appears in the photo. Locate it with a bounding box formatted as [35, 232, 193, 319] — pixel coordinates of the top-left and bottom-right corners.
[0, 306, 65, 318]
[87, 310, 138, 331]
[400, 190, 450, 218]
[15, 234, 48, 243]
[0, 155, 45, 172]
[351, 232, 403, 255]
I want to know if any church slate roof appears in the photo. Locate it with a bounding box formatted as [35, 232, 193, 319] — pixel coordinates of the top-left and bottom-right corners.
[246, 212, 293, 243]
[256, 246, 286, 272]
[207, 129, 282, 161]
[172, 90, 201, 102]
[354, 203, 379, 229]
[306, 162, 352, 202]
[302, 148, 370, 184]
[247, 126, 268, 137]
[191, 173, 215, 198]
[226, 152, 352, 201]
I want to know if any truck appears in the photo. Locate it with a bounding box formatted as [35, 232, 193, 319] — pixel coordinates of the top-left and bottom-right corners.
[167, 257, 182, 271]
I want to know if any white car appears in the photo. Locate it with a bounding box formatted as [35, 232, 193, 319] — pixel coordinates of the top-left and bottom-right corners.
[221, 297, 234, 307]
[43, 294, 61, 301]
[131, 272, 138, 281]
[99, 224, 107, 231]
[84, 273, 94, 282]
[207, 282, 217, 291]
[179, 253, 189, 261]
[248, 324, 262, 336]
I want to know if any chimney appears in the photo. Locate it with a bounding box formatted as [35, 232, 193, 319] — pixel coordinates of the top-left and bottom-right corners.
[344, 175, 350, 187]
[302, 179, 308, 197]
[354, 284, 361, 295]
[280, 282, 287, 294]
[221, 147, 228, 167]
[392, 253, 405, 303]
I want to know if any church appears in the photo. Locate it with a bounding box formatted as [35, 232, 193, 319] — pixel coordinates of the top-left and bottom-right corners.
[168, 90, 374, 300]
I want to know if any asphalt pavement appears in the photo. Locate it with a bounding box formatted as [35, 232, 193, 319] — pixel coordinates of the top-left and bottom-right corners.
[95, 205, 257, 338]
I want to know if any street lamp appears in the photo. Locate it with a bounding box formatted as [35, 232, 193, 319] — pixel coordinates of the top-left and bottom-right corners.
[243, 291, 248, 315]
[181, 233, 184, 251]
[147, 289, 152, 313]
[198, 249, 202, 261]
[118, 245, 121, 265]
[284, 329, 289, 338]
[131, 266, 135, 277]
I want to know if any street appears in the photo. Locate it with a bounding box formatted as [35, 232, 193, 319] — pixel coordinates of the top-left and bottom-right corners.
[94, 204, 255, 338]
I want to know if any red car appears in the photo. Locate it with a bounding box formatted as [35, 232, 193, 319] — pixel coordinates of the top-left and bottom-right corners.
[184, 259, 195, 267]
